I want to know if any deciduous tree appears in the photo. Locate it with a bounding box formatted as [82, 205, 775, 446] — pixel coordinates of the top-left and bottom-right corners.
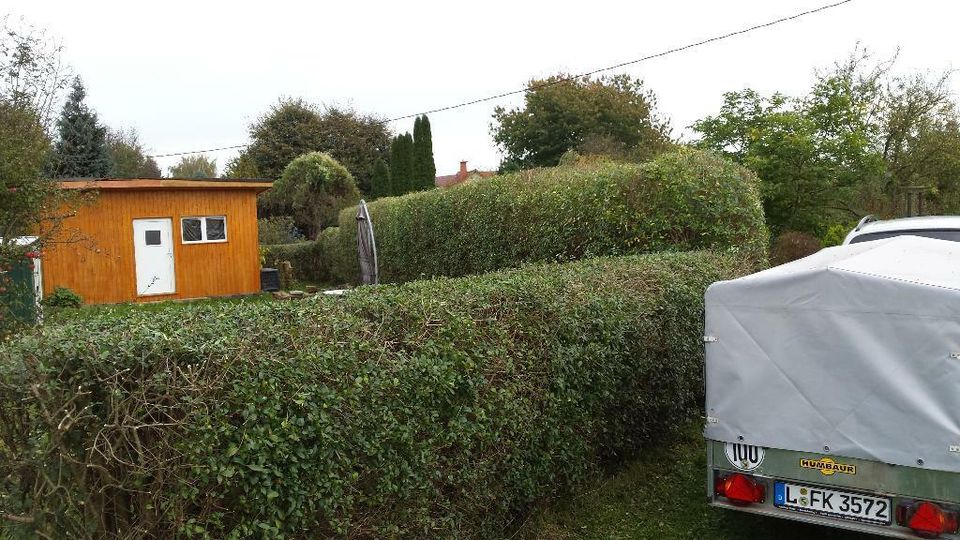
[694, 47, 960, 233]
[168, 155, 217, 178]
[491, 74, 672, 169]
[0, 16, 77, 335]
[694, 87, 885, 234]
[0, 15, 72, 128]
[223, 151, 260, 179]
[246, 99, 390, 193]
[106, 128, 160, 178]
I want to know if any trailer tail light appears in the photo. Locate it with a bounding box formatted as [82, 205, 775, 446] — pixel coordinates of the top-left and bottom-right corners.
[714, 472, 765, 505]
[896, 501, 959, 538]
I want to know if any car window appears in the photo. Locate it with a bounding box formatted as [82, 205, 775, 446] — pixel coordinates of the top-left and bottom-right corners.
[849, 229, 960, 244]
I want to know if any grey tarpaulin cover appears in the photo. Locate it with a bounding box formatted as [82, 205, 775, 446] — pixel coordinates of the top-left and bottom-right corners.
[704, 235, 960, 473]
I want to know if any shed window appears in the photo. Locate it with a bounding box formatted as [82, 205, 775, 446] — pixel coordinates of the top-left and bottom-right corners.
[181, 216, 227, 244]
[206, 217, 226, 241]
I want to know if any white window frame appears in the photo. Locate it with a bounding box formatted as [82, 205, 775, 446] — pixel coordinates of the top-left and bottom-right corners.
[181, 216, 228, 244]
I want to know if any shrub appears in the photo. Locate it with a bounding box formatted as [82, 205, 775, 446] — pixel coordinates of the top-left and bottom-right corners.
[0, 250, 748, 539]
[325, 148, 767, 284]
[40, 286, 82, 308]
[259, 152, 360, 238]
[260, 240, 329, 284]
[821, 223, 852, 247]
[770, 230, 822, 265]
[257, 216, 304, 245]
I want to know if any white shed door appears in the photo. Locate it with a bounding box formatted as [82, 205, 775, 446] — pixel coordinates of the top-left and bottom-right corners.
[133, 218, 175, 296]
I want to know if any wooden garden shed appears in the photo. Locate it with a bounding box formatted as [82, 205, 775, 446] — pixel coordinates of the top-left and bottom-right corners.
[43, 178, 272, 305]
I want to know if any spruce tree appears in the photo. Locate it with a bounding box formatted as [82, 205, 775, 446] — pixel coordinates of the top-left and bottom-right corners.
[371, 158, 391, 198]
[52, 78, 112, 178]
[413, 115, 436, 190]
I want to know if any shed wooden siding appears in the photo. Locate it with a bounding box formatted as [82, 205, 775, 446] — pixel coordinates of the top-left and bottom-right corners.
[43, 188, 262, 304]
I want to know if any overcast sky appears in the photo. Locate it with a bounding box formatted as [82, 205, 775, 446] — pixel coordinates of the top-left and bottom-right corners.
[3, 0, 958, 177]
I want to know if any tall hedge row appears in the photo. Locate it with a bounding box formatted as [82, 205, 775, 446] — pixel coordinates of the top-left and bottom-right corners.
[323, 149, 766, 284]
[0, 251, 748, 539]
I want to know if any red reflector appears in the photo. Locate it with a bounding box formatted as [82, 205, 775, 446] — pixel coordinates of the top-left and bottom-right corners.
[715, 473, 765, 505]
[897, 501, 959, 537]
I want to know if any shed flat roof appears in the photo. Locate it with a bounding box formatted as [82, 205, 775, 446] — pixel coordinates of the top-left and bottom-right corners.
[58, 177, 273, 192]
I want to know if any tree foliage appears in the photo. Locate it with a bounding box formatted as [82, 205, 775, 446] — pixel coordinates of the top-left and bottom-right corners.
[694, 87, 885, 234]
[168, 155, 217, 178]
[0, 101, 71, 336]
[412, 115, 436, 190]
[260, 152, 360, 238]
[694, 48, 960, 234]
[491, 74, 672, 169]
[0, 15, 72, 128]
[389, 132, 415, 195]
[246, 99, 390, 193]
[51, 78, 112, 178]
[0, 104, 52, 238]
[370, 157, 391, 199]
[222, 151, 260, 179]
[106, 128, 160, 178]
[0, 17, 77, 335]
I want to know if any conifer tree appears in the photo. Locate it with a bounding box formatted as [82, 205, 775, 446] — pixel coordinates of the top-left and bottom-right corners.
[52, 78, 112, 177]
[389, 133, 415, 195]
[413, 115, 436, 189]
[371, 158, 391, 198]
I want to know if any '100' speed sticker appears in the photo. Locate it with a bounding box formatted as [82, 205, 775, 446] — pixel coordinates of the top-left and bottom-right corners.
[725, 442, 765, 471]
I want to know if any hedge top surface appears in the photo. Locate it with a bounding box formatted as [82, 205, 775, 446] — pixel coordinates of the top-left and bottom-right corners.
[328, 148, 767, 284]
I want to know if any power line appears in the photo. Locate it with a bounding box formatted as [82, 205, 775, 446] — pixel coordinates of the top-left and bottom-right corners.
[147, 0, 854, 160]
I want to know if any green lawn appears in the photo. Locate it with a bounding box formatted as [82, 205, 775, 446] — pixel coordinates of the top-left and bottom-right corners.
[519, 424, 880, 540]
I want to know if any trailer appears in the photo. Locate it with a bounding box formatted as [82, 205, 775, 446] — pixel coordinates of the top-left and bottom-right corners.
[704, 235, 960, 539]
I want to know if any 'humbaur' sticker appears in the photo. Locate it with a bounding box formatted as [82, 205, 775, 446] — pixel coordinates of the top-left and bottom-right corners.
[800, 457, 856, 476]
[724, 442, 765, 471]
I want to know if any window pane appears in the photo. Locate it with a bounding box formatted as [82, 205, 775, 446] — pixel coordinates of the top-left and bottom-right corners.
[206, 217, 226, 241]
[182, 218, 202, 242]
[145, 230, 161, 246]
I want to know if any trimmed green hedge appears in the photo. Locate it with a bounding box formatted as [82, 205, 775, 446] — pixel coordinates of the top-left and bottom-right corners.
[260, 240, 329, 284]
[325, 148, 767, 284]
[0, 251, 748, 539]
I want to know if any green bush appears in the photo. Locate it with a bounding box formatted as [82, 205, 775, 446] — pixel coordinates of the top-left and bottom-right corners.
[326, 148, 767, 284]
[260, 240, 329, 284]
[257, 216, 304, 245]
[40, 286, 82, 308]
[821, 223, 852, 247]
[0, 251, 748, 539]
[260, 152, 361, 238]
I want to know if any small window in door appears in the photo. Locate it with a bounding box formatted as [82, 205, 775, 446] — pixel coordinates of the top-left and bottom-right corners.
[181, 216, 227, 244]
[144, 230, 162, 246]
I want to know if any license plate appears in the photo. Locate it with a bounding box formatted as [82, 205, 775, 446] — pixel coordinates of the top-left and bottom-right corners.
[774, 482, 891, 525]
